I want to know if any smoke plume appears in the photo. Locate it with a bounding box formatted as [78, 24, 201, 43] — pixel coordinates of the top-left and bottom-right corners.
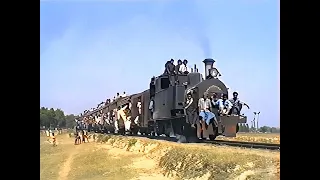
[168, 0, 212, 58]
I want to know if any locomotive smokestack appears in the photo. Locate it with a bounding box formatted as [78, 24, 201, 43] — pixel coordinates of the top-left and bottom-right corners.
[194, 64, 197, 72]
[203, 58, 215, 79]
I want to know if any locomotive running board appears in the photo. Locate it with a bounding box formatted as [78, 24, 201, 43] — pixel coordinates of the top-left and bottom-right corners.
[220, 115, 247, 137]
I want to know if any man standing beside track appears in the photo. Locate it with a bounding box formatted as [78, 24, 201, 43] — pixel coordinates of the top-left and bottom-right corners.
[46, 129, 50, 142]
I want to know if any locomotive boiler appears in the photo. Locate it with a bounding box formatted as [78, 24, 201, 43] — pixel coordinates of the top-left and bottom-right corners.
[82, 58, 247, 142]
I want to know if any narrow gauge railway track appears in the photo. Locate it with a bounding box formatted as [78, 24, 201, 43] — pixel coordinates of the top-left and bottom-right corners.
[207, 140, 280, 150]
[91, 131, 280, 151]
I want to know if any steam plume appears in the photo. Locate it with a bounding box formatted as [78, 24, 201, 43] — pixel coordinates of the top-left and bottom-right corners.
[171, 0, 212, 57]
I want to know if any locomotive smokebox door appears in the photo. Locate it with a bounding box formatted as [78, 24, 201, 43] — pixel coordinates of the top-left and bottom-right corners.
[220, 116, 247, 137]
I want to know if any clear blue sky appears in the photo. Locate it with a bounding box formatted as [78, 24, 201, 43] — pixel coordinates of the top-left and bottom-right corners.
[40, 0, 279, 127]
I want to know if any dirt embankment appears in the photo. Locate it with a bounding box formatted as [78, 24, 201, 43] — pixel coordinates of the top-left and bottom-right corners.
[94, 134, 280, 180]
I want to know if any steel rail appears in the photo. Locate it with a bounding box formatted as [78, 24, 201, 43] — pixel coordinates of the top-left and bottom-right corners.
[205, 139, 280, 150]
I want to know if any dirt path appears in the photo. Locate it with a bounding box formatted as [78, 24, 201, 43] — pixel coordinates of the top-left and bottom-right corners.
[58, 151, 76, 180]
[57, 136, 79, 180]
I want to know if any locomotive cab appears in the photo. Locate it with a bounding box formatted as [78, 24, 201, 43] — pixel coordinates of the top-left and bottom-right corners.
[152, 74, 187, 120]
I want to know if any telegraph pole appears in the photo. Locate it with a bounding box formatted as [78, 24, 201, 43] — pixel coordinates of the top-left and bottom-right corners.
[253, 112, 257, 132]
[257, 112, 260, 131]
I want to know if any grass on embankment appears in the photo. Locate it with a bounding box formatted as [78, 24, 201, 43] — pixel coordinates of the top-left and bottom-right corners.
[67, 144, 138, 180]
[95, 134, 280, 180]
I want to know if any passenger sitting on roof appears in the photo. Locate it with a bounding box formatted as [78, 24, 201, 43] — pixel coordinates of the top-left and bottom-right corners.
[105, 99, 109, 105]
[164, 59, 176, 75]
[116, 93, 120, 99]
[179, 59, 189, 74]
[217, 94, 233, 116]
[175, 59, 183, 74]
[122, 91, 127, 97]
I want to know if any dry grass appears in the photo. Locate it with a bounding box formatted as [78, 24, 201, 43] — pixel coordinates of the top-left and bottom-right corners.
[96, 134, 280, 180]
[40, 135, 74, 180]
[67, 146, 138, 180]
[40, 133, 279, 180]
[40, 134, 140, 180]
[216, 133, 280, 144]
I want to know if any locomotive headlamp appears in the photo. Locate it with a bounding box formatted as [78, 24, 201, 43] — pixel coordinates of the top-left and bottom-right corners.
[210, 67, 221, 78]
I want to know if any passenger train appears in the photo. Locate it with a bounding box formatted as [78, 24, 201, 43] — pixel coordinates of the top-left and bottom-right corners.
[80, 58, 247, 142]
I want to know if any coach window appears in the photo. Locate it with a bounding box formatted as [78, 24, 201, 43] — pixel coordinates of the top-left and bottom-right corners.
[160, 77, 170, 89]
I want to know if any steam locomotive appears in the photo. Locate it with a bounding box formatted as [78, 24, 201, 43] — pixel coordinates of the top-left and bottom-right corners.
[81, 58, 247, 142]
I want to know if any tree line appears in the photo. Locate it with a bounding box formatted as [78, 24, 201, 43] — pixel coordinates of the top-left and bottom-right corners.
[40, 107, 280, 133]
[40, 107, 78, 129]
[238, 123, 280, 133]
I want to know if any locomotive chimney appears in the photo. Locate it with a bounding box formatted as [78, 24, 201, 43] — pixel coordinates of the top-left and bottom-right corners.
[194, 64, 197, 72]
[203, 58, 215, 79]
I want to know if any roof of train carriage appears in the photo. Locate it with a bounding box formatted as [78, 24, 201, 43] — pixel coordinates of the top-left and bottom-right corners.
[83, 93, 142, 117]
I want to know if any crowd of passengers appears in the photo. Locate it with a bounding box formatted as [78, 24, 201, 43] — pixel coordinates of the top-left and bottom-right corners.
[164, 59, 190, 75]
[82, 91, 128, 115]
[184, 91, 250, 129]
[76, 91, 141, 134]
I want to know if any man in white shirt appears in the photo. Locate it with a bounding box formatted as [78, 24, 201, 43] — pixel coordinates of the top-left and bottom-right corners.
[217, 94, 233, 115]
[179, 59, 189, 74]
[106, 112, 111, 125]
[128, 100, 132, 110]
[149, 97, 155, 119]
[122, 92, 127, 97]
[134, 98, 142, 125]
[113, 108, 119, 133]
[46, 129, 50, 142]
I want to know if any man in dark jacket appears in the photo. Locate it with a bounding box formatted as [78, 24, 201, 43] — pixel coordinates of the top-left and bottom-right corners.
[175, 59, 183, 74]
[164, 59, 175, 75]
